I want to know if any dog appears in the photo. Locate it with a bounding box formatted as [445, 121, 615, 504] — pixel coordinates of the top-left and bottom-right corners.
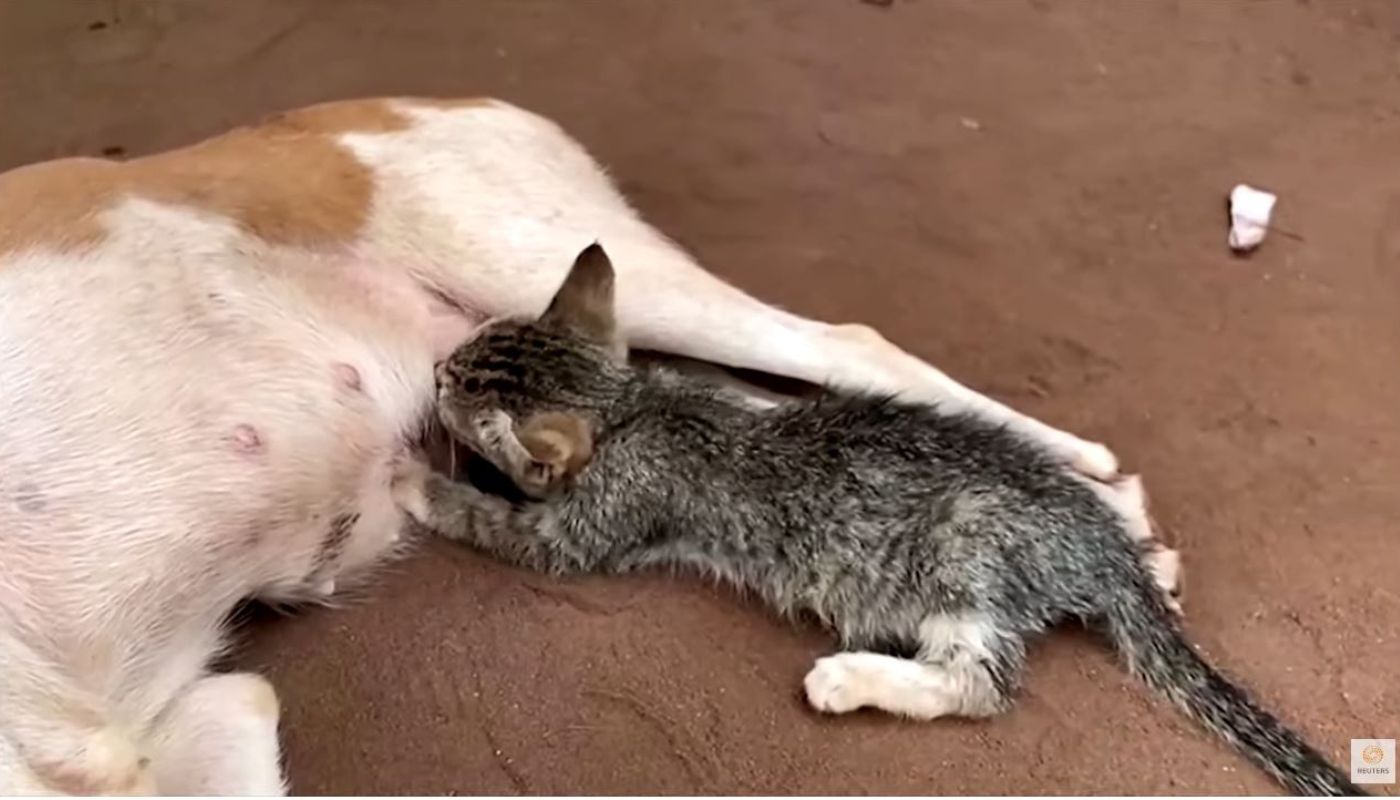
[0, 97, 1165, 794]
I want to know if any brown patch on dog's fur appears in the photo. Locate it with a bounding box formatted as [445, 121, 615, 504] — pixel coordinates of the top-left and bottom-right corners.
[0, 98, 491, 256]
[261, 99, 411, 137]
[409, 97, 501, 111]
[0, 158, 120, 254]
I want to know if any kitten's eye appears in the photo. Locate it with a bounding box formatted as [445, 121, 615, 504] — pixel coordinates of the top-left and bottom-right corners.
[461, 377, 481, 393]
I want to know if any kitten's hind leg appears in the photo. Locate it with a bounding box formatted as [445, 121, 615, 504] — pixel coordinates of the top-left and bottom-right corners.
[804, 612, 1024, 720]
[804, 651, 962, 718]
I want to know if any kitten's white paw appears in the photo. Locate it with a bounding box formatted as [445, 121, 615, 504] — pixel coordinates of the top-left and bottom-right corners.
[804, 656, 867, 714]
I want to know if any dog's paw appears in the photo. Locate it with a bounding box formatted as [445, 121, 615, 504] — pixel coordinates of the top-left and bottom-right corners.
[1146, 546, 1184, 615]
[1070, 440, 1120, 482]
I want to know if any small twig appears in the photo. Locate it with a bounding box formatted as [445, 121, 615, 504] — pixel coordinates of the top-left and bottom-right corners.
[1266, 224, 1306, 243]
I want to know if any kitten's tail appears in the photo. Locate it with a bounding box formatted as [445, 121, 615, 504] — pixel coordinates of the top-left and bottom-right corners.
[1103, 574, 1363, 796]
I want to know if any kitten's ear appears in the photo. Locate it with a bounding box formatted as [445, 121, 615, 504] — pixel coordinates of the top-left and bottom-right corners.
[541, 243, 617, 346]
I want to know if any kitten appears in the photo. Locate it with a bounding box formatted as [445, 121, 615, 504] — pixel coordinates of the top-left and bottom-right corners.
[395, 244, 1360, 796]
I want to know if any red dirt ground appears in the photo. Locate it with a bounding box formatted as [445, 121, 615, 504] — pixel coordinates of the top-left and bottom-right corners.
[1, 0, 1396, 794]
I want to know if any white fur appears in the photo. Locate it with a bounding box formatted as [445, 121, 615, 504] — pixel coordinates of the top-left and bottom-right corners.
[804, 613, 1007, 720]
[0, 98, 1138, 793]
[146, 674, 285, 795]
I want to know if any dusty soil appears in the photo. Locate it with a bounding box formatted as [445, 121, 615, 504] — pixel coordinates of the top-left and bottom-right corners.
[2, 0, 1397, 794]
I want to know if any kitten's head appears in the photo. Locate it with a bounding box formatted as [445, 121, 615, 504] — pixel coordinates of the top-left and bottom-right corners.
[436, 244, 627, 474]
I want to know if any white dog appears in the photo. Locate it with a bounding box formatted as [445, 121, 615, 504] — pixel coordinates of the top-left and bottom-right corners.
[0, 98, 1171, 794]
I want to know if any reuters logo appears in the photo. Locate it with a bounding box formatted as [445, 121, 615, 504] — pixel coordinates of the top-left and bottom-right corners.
[1361, 744, 1385, 766]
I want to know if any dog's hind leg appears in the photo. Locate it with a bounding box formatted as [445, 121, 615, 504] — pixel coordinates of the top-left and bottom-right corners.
[602, 238, 1120, 481]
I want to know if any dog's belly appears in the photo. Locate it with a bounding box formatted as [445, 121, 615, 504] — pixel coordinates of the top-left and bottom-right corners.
[0, 246, 481, 716]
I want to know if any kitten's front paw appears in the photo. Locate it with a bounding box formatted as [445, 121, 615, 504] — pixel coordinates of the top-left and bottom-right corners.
[516, 411, 594, 497]
[803, 656, 867, 715]
[472, 409, 516, 448]
[517, 460, 567, 499]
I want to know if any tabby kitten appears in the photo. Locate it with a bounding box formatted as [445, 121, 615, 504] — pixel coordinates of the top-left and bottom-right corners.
[395, 244, 1359, 796]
